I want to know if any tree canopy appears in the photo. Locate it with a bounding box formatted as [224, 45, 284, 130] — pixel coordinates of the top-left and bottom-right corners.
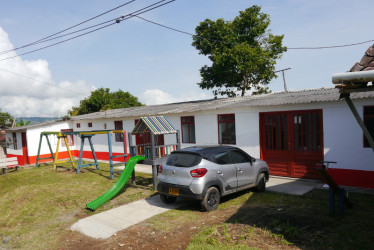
[192, 5, 287, 97]
[16, 119, 31, 127]
[68, 88, 144, 116]
[0, 109, 13, 127]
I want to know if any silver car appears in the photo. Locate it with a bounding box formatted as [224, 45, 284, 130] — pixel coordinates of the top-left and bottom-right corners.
[157, 145, 269, 211]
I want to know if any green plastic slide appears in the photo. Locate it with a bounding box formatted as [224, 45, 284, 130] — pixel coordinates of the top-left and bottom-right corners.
[86, 155, 145, 211]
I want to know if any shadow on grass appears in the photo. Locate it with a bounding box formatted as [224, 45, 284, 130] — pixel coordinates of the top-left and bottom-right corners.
[221, 189, 374, 249]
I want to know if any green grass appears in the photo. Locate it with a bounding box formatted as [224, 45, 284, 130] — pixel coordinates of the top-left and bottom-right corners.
[0, 162, 154, 249]
[187, 190, 374, 249]
[145, 187, 374, 249]
[2, 164, 374, 249]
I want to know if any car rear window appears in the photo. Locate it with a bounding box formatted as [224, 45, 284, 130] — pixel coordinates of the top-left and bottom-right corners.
[166, 153, 202, 167]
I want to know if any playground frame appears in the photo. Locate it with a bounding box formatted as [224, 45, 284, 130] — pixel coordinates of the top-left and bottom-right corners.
[35, 130, 128, 179]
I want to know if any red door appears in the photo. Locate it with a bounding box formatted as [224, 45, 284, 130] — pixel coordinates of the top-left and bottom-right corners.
[260, 110, 323, 179]
[21, 132, 29, 165]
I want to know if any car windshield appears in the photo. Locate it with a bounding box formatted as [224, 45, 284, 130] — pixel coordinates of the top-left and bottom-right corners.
[166, 153, 202, 167]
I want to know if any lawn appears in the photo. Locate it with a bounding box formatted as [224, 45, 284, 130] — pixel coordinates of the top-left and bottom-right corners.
[0, 162, 155, 249]
[1, 162, 374, 249]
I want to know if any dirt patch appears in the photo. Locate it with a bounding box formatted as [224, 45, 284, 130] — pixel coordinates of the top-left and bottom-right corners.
[60, 202, 300, 250]
[59, 189, 374, 249]
[62, 206, 230, 249]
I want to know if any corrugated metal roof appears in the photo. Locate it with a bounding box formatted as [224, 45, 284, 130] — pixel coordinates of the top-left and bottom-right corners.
[132, 116, 177, 135]
[5, 120, 66, 132]
[70, 87, 374, 121]
[7, 87, 374, 131]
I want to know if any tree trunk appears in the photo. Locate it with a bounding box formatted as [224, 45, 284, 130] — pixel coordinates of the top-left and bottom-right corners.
[241, 75, 248, 96]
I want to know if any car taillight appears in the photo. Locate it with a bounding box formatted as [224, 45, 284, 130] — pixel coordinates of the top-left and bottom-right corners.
[190, 168, 207, 178]
[158, 165, 163, 173]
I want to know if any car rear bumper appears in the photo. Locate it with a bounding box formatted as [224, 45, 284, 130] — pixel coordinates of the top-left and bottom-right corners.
[157, 181, 204, 200]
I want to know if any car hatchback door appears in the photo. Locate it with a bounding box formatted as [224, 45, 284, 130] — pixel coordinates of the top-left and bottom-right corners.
[230, 149, 255, 188]
[213, 151, 238, 192]
[159, 153, 201, 186]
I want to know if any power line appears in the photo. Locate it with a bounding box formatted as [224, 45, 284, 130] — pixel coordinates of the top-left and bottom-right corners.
[0, 67, 88, 96]
[0, 0, 138, 56]
[18, 0, 172, 52]
[134, 15, 374, 50]
[0, 22, 117, 62]
[0, 0, 172, 56]
[0, 1, 176, 101]
[287, 40, 374, 50]
[0, 0, 175, 62]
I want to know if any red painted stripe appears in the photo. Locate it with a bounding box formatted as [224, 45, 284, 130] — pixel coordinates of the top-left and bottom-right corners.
[328, 168, 374, 189]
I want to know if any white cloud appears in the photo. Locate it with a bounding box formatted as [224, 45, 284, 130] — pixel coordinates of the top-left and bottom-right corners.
[0, 26, 95, 117]
[139, 89, 211, 105]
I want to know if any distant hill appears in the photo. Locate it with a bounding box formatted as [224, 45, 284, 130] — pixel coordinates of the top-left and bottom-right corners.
[17, 117, 57, 125]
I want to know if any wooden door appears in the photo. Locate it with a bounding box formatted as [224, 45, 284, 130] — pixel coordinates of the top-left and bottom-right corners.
[21, 132, 29, 165]
[260, 110, 323, 179]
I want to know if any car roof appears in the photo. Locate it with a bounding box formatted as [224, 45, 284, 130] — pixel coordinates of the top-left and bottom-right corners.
[173, 145, 239, 159]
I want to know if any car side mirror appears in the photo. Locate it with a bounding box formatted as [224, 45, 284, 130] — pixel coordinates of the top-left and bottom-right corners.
[249, 157, 256, 165]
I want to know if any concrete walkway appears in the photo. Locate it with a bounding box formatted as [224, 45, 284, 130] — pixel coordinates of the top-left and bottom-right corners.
[266, 176, 323, 196]
[70, 175, 322, 239]
[70, 195, 188, 239]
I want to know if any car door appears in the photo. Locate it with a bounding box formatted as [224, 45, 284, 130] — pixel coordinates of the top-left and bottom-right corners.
[213, 151, 238, 193]
[229, 149, 255, 188]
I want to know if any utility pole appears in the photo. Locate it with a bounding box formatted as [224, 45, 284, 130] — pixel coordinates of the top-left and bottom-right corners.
[275, 68, 291, 92]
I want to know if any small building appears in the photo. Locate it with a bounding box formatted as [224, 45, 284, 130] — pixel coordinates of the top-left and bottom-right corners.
[5, 87, 374, 189]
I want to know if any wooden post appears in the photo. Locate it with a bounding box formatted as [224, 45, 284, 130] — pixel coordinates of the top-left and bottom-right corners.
[53, 136, 61, 170]
[176, 130, 181, 150]
[151, 132, 158, 189]
[128, 132, 136, 185]
[35, 134, 43, 168]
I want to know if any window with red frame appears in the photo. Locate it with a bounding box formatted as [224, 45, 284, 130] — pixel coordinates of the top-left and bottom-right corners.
[218, 114, 236, 145]
[181, 116, 196, 143]
[76, 123, 80, 128]
[364, 106, 374, 148]
[114, 121, 124, 142]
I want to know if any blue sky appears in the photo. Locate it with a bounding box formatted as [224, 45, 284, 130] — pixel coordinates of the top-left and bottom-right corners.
[0, 0, 372, 117]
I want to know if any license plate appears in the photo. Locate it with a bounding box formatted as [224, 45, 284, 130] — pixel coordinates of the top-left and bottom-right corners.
[168, 187, 179, 196]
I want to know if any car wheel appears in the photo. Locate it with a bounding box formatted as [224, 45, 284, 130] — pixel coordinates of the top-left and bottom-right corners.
[160, 194, 177, 204]
[255, 173, 266, 192]
[201, 187, 220, 212]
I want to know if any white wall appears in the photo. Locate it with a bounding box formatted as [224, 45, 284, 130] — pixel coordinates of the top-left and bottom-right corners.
[26, 121, 71, 156]
[17, 97, 374, 173]
[323, 99, 374, 171]
[72, 119, 131, 154]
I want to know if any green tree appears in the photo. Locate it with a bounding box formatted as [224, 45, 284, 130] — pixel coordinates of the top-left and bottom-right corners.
[0, 109, 13, 127]
[16, 119, 31, 127]
[68, 88, 144, 116]
[192, 5, 287, 97]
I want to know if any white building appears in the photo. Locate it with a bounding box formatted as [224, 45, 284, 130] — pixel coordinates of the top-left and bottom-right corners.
[5, 88, 374, 189]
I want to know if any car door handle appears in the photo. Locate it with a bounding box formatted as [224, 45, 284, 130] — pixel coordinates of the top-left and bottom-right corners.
[217, 170, 223, 175]
[237, 168, 243, 172]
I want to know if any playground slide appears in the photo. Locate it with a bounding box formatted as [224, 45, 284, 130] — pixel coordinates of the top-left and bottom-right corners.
[86, 155, 145, 211]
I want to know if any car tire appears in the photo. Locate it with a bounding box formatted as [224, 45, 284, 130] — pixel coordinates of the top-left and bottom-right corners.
[255, 173, 266, 192]
[201, 187, 220, 212]
[160, 194, 177, 204]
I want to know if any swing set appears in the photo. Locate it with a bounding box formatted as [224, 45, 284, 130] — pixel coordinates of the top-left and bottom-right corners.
[35, 130, 128, 179]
